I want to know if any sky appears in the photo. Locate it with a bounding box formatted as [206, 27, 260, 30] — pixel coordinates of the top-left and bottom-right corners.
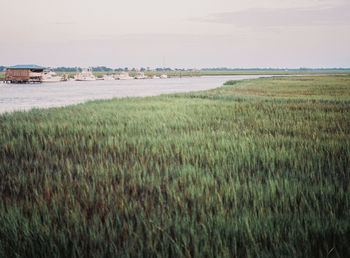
[0, 0, 349, 68]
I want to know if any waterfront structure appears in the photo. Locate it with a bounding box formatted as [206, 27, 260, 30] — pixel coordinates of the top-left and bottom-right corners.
[5, 65, 45, 83]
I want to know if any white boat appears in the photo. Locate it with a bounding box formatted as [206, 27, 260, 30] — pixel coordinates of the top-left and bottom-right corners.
[160, 74, 168, 79]
[103, 73, 115, 80]
[41, 71, 63, 82]
[152, 75, 160, 79]
[74, 68, 97, 81]
[61, 74, 69, 81]
[135, 72, 148, 79]
[116, 72, 134, 80]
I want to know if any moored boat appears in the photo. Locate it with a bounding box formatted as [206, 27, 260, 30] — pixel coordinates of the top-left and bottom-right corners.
[74, 68, 97, 81]
[41, 70, 63, 82]
[135, 72, 148, 79]
[103, 73, 115, 80]
[116, 72, 134, 80]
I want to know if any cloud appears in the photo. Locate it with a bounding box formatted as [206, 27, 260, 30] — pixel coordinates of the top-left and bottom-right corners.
[190, 4, 350, 28]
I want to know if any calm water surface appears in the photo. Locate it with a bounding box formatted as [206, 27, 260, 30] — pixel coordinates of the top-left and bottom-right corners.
[0, 75, 270, 113]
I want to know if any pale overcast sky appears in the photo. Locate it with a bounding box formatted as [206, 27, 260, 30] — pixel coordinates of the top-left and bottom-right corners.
[1, 0, 349, 68]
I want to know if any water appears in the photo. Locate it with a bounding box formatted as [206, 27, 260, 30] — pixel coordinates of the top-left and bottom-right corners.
[0, 75, 270, 113]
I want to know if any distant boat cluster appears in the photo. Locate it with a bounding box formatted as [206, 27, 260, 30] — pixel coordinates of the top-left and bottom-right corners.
[74, 68, 168, 82]
[2, 65, 168, 84]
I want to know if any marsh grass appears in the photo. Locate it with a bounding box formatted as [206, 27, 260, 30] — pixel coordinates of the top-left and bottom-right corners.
[0, 76, 349, 257]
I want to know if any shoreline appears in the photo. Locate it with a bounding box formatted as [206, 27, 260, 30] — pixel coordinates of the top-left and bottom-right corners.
[1, 73, 348, 114]
[0, 75, 275, 114]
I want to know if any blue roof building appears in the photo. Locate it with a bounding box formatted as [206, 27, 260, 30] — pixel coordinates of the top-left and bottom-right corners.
[5, 65, 45, 83]
[6, 64, 46, 69]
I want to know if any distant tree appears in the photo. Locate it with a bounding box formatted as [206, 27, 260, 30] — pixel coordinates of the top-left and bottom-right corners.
[0, 66, 5, 72]
[53, 67, 81, 72]
[124, 67, 129, 72]
[92, 66, 113, 72]
[140, 67, 146, 72]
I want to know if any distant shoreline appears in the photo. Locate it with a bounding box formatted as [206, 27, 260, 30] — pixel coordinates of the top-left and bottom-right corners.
[1, 70, 350, 81]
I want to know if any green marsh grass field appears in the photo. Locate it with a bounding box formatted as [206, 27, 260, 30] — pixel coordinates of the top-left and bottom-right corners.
[0, 76, 350, 257]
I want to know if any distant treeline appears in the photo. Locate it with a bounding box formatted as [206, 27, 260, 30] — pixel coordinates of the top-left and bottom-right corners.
[201, 67, 350, 71]
[54, 67, 350, 72]
[1, 66, 349, 72]
[51, 67, 175, 72]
